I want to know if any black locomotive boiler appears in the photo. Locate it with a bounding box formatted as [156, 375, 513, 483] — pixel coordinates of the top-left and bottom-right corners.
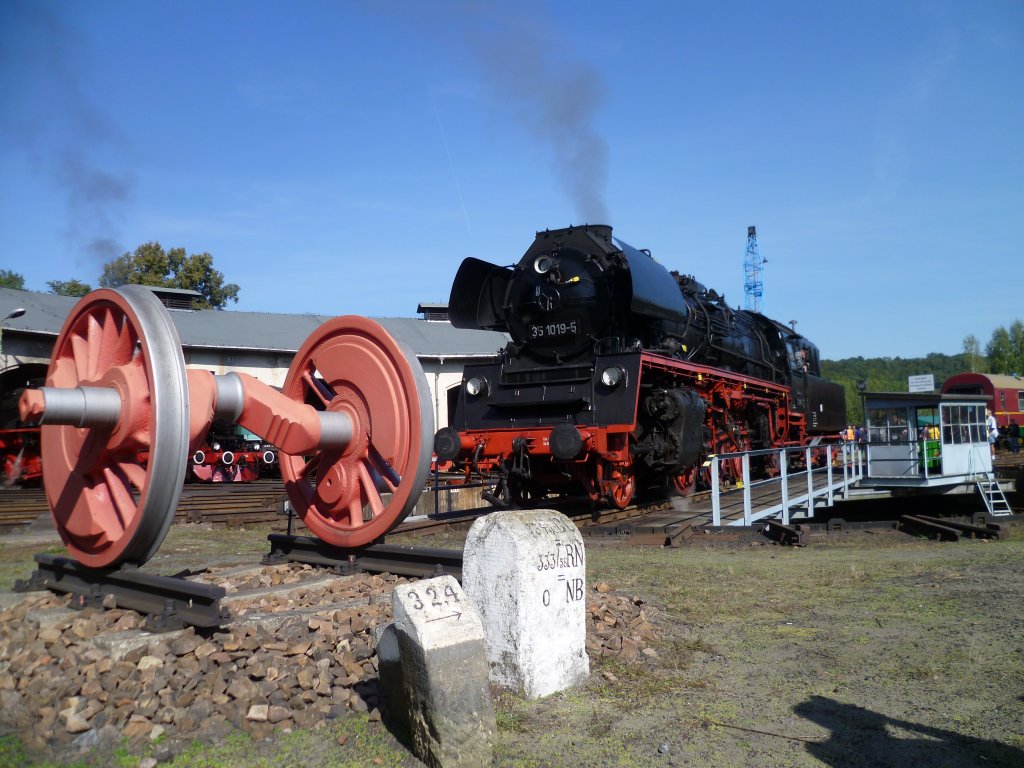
[434, 224, 846, 508]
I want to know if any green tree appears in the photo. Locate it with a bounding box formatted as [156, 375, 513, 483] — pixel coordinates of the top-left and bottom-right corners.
[0, 270, 25, 290]
[99, 242, 240, 310]
[1011, 320, 1024, 374]
[986, 320, 1024, 375]
[962, 334, 983, 373]
[821, 351, 973, 424]
[47, 278, 93, 298]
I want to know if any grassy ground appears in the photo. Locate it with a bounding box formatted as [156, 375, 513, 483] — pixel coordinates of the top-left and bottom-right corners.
[2, 522, 1022, 767]
[497, 531, 1024, 767]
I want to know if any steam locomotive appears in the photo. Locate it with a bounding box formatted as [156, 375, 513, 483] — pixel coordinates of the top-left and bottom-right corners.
[434, 224, 846, 507]
[188, 420, 278, 483]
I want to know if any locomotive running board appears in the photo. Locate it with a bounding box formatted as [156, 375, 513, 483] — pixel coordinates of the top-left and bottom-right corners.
[14, 553, 228, 630]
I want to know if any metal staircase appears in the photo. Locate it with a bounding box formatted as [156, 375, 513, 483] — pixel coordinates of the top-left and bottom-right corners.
[976, 477, 1012, 517]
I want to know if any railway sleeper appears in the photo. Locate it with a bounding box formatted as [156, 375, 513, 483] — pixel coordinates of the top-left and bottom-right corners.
[910, 515, 1002, 540]
[897, 515, 961, 542]
[13, 553, 229, 631]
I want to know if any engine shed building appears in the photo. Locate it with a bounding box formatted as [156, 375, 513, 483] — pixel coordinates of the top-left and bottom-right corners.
[0, 287, 506, 431]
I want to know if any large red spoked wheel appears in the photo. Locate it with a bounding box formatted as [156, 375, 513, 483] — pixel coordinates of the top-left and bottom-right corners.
[672, 466, 699, 497]
[42, 286, 189, 568]
[606, 462, 636, 510]
[280, 316, 433, 547]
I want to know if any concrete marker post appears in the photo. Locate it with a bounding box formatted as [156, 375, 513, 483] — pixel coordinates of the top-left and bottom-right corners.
[463, 509, 590, 698]
[391, 574, 495, 768]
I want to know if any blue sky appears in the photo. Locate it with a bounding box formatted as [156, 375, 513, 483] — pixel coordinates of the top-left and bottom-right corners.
[1, 0, 1020, 360]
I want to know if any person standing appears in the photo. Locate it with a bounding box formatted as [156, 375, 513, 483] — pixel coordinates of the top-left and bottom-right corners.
[986, 409, 999, 458]
[1008, 419, 1020, 454]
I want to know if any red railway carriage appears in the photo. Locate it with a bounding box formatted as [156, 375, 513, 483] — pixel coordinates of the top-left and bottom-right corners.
[941, 373, 1024, 430]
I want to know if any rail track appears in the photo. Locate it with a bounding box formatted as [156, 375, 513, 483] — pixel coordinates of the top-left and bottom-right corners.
[0, 477, 682, 535]
[5, 473, 1018, 544]
[0, 480, 292, 531]
[15, 539, 464, 630]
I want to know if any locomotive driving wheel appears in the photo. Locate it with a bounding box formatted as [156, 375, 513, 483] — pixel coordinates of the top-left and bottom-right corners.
[279, 317, 433, 548]
[30, 286, 189, 568]
[672, 466, 699, 497]
[605, 461, 635, 510]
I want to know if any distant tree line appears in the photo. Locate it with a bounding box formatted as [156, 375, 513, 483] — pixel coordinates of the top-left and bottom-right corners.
[821, 352, 970, 425]
[822, 321, 1023, 424]
[1, 243, 239, 310]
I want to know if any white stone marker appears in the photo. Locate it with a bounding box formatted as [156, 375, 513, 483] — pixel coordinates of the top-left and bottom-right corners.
[392, 574, 495, 768]
[463, 509, 590, 698]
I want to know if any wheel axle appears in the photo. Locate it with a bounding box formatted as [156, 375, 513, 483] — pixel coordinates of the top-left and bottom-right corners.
[21, 287, 433, 568]
[20, 386, 122, 429]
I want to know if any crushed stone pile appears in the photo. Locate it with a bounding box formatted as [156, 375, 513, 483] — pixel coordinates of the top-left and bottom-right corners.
[0, 566, 660, 761]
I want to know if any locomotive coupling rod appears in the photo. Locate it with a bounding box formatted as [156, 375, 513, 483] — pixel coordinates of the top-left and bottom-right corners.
[202, 371, 352, 452]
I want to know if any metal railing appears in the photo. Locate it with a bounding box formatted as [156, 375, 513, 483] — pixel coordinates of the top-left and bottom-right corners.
[864, 439, 944, 479]
[709, 442, 864, 527]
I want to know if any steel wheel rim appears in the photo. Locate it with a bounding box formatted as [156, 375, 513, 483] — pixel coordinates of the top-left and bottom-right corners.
[42, 285, 188, 568]
[608, 464, 635, 509]
[280, 316, 433, 547]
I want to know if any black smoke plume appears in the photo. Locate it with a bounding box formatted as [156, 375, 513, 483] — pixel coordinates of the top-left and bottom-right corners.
[0, 3, 132, 267]
[466, 16, 610, 223]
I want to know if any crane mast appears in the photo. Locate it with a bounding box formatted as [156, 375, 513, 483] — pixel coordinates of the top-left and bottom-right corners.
[743, 225, 765, 313]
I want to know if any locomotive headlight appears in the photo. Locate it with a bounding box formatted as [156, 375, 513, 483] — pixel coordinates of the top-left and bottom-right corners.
[465, 376, 488, 397]
[533, 255, 557, 275]
[212, 442, 221, 452]
[600, 366, 624, 388]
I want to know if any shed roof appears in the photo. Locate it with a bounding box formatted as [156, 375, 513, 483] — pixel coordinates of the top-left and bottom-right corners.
[0, 287, 506, 359]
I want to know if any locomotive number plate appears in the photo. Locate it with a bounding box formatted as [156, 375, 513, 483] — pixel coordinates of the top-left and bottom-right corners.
[530, 320, 579, 338]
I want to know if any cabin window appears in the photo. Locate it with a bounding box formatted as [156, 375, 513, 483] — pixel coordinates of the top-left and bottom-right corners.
[868, 408, 910, 443]
[1001, 392, 1006, 409]
[1019, 391, 1024, 412]
[941, 403, 985, 445]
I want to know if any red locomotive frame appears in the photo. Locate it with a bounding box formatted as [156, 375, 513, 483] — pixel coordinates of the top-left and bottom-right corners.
[450, 352, 808, 509]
